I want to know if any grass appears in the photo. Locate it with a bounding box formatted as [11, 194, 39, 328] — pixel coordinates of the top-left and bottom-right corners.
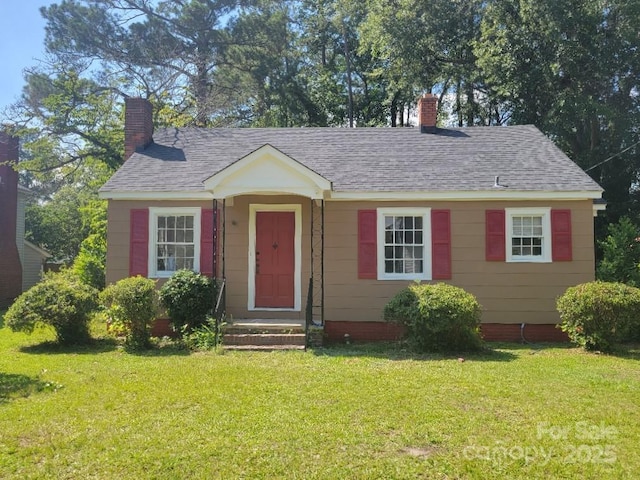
[0, 319, 638, 479]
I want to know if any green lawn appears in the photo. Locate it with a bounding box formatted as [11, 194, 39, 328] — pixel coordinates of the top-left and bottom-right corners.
[0, 321, 638, 479]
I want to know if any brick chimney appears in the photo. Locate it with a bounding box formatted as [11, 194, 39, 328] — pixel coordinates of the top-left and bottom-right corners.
[417, 93, 438, 133]
[0, 132, 23, 307]
[124, 97, 154, 161]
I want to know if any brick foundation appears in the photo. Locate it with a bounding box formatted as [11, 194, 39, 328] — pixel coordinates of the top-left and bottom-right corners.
[324, 321, 569, 343]
[324, 321, 406, 343]
[480, 323, 569, 342]
[151, 318, 175, 338]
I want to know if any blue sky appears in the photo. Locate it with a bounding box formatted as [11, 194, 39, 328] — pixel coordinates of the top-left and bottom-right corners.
[0, 2, 55, 110]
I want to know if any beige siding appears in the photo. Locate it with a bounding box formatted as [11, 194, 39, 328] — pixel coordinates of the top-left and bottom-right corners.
[106, 197, 595, 325]
[106, 200, 212, 285]
[223, 195, 311, 320]
[323, 200, 595, 325]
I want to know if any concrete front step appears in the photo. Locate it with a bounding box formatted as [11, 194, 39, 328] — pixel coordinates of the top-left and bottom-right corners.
[223, 333, 306, 346]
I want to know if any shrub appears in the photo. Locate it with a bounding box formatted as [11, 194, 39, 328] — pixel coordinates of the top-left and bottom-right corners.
[557, 281, 640, 351]
[72, 232, 106, 290]
[101, 276, 158, 349]
[384, 282, 482, 352]
[4, 271, 98, 345]
[159, 270, 216, 334]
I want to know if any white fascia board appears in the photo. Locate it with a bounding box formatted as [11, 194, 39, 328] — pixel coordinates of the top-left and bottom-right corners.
[24, 240, 51, 258]
[98, 191, 215, 200]
[327, 190, 604, 201]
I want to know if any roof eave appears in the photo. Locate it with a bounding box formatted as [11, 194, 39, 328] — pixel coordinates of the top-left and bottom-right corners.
[99, 188, 603, 202]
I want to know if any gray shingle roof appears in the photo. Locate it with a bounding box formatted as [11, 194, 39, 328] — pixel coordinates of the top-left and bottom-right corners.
[100, 125, 602, 194]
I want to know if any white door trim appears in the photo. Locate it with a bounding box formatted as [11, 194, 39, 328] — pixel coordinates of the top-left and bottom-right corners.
[248, 204, 302, 311]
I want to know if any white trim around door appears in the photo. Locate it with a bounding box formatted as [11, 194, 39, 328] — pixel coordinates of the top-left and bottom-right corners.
[248, 204, 302, 311]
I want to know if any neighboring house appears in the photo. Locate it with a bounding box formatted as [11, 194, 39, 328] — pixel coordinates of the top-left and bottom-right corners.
[99, 96, 604, 342]
[0, 134, 50, 308]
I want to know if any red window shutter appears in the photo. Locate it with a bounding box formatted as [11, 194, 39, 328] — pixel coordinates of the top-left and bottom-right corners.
[431, 209, 451, 279]
[358, 210, 377, 279]
[129, 209, 149, 276]
[486, 210, 506, 261]
[200, 209, 215, 277]
[551, 209, 572, 261]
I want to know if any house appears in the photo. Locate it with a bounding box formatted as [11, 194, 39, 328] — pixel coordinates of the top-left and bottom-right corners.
[99, 96, 604, 342]
[0, 133, 51, 308]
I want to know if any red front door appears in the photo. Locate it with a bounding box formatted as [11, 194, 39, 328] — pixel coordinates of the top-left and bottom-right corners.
[255, 211, 295, 308]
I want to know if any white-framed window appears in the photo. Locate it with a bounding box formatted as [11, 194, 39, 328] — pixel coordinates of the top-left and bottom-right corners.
[377, 207, 431, 280]
[148, 207, 201, 278]
[506, 207, 551, 263]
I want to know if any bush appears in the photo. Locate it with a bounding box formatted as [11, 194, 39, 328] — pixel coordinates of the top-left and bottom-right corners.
[159, 270, 217, 334]
[384, 282, 483, 352]
[4, 271, 98, 345]
[101, 276, 158, 349]
[557, 281, 640, 351]
[72, 232, 106, 290]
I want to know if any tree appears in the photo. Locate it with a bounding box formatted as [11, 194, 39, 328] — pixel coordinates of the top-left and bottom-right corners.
[476, 0, 640, 222]
[41, 0, 250, 126]
[597, 217, 640, 286]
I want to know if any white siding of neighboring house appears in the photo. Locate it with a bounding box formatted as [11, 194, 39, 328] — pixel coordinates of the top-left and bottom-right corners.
[23, 241, 49, 291]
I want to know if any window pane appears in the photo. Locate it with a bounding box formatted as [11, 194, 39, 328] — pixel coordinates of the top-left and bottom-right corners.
[385, 217, 393, 229]
[167, 216, 175, 228]
[404, 216, 413, 229]
[177, 216, 185, 228]
[395, 217, 404, 229]
[404, 231, 414, 244]
[395, 260, 403, 273]
[186, 246, 194, 258]
[385, 246, 393, 259]
[385, 261, 394, 273]
[414, 217, 423, 229]
[167, 230, 175, 242]
[394, 231, 403, 244]
[395, 246, 404, 259]
[385, 231, 393, 243]
[186, 216, 194, 228]
[414, 246, 423, 259]
[415, 231, 423, 244]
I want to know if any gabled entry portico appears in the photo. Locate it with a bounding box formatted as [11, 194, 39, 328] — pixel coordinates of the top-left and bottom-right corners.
[202, 144, 331, 325]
